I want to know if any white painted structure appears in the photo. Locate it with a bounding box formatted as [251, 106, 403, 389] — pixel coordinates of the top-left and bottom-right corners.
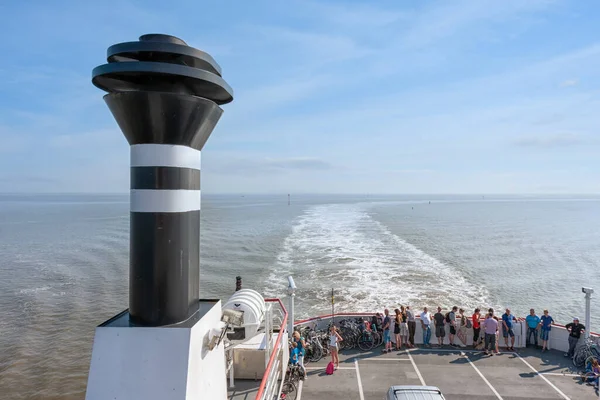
[130, 143, 202, 213]
[222, 289, 266, 339]
[86, 300, 226, 400]
[130, 143, 201, 170]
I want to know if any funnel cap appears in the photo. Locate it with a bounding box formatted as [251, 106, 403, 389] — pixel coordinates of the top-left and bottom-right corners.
[92, 34, 233, 105]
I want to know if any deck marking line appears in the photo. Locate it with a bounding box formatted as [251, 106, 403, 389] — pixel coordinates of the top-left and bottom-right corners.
[514, 353, 570, 400]
[304, 366, 354, 370]
[354, 360, 365, 400]
[541, 372, 580, 377]
[462, 352, 503, 400]
[407, 350, 426, 386]
[357, 357, 411, 361]
[413, 348, 482, 353]
[297, 378, 303, 400]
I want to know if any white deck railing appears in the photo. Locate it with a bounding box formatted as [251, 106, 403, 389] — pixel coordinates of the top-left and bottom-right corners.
[294, 312, 600, 352]
[255, 298, 288, 400]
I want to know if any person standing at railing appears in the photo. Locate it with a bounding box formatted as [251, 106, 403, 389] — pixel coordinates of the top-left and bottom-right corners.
[501, 308, 517, 351]
[564, 317, 585, 359]
[457, 308, 468, 347]
[394, 309, 402, 350]
[420, 307, 432, 347]
[433, 306, 446, 347]
[399, 305, 409, 349]
[539, 309, 554, 352]
[447, 306, 458, 347]
[472, 308, 481, 347]
[482, 310, 499, 356]
[382, 309, 393, 353]
[525, 309, 541, 348]
[406, 306, 416, 348]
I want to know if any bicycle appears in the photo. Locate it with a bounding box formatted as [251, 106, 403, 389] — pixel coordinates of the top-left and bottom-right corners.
[357, 329, 375, 352]
[280, 381, 297, 400]
[573, 337, 600, 368]
[281, 363, 303, 400]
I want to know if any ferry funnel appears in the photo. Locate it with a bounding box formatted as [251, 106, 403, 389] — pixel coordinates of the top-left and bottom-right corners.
[92, 34, 233, 326]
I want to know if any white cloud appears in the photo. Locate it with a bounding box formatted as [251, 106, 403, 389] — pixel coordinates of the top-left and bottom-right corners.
[560, 79, 578, 87]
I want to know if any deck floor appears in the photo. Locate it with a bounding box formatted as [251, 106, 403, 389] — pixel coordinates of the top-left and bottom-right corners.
[228, 346, 598, 400]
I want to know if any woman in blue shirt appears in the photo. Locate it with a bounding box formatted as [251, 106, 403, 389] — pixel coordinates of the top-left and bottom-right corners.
[540, 309, 554, 352]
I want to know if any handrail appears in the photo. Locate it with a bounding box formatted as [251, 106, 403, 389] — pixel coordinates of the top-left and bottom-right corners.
[255, 298, 288, 400]
[295, 313, 600, 336]
[552, 322, 600, 337]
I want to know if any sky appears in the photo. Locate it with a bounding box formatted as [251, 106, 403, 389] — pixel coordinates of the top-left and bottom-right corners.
[0, 0, 599, 194]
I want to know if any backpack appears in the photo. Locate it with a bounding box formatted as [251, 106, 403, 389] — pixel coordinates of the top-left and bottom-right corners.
[326, 362, 335, 375]
[445, 312, 451, 323]
[466, 318, 473, 329]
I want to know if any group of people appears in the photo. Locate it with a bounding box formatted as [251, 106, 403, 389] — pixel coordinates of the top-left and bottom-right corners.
[289, 326, 344, 379]
[372, 306, 418, 352]
[290, 306, 596, 388]
[370, 306, 587, 358]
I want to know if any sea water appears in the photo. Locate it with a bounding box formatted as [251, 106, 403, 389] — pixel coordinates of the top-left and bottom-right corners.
[1, 193, 598, 398]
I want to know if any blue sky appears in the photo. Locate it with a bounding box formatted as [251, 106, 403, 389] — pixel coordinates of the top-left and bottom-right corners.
[1, 0, 599, 194]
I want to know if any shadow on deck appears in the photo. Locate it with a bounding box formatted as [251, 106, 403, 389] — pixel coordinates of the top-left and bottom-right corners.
[299, 346, 597, 400]
[228, 346, 598, 399]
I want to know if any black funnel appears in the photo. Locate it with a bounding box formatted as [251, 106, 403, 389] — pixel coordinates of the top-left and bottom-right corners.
[92, 34, 233, 326]
[105, 91, 223, 151]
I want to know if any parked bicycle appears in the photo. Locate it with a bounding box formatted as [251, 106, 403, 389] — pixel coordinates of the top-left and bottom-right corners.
[281, 363, 303, 400]
[573, 337, 600, 368]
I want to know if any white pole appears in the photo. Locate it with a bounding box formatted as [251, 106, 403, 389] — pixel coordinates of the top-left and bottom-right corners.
[583, 287, 594, 339]
[287, 276, 296, 335]
[228, 352, 234, 388]
[265, 303, 272, 367]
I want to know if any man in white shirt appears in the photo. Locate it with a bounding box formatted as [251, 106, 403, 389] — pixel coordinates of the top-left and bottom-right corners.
[420, 307, 432, 346]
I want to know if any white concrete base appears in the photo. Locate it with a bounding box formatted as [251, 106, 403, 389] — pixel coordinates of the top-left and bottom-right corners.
[86, 301, 226, 400]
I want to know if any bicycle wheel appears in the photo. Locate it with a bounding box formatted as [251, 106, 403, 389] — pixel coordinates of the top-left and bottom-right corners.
[302, 350, 311, 365]
[573, 347, 590, 367]
[372, 331, 382, 347]
[281, 381, 297, 400]
[309, 344, 323, 362]
[358, 333, 374, 352]
[293, 366, 304, 383]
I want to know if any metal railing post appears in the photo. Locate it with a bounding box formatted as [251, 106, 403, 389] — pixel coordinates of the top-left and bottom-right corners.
[583, 287, 594, 339]
[265, 303, 272, 368]
[287, 276, 296, 334]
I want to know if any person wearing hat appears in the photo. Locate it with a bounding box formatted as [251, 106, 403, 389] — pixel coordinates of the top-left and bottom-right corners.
[564, 317, 585, 358]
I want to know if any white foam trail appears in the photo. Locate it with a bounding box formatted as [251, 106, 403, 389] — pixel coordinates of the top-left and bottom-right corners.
[19, 286, 51, 295]
[265, 203, 490, 317]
